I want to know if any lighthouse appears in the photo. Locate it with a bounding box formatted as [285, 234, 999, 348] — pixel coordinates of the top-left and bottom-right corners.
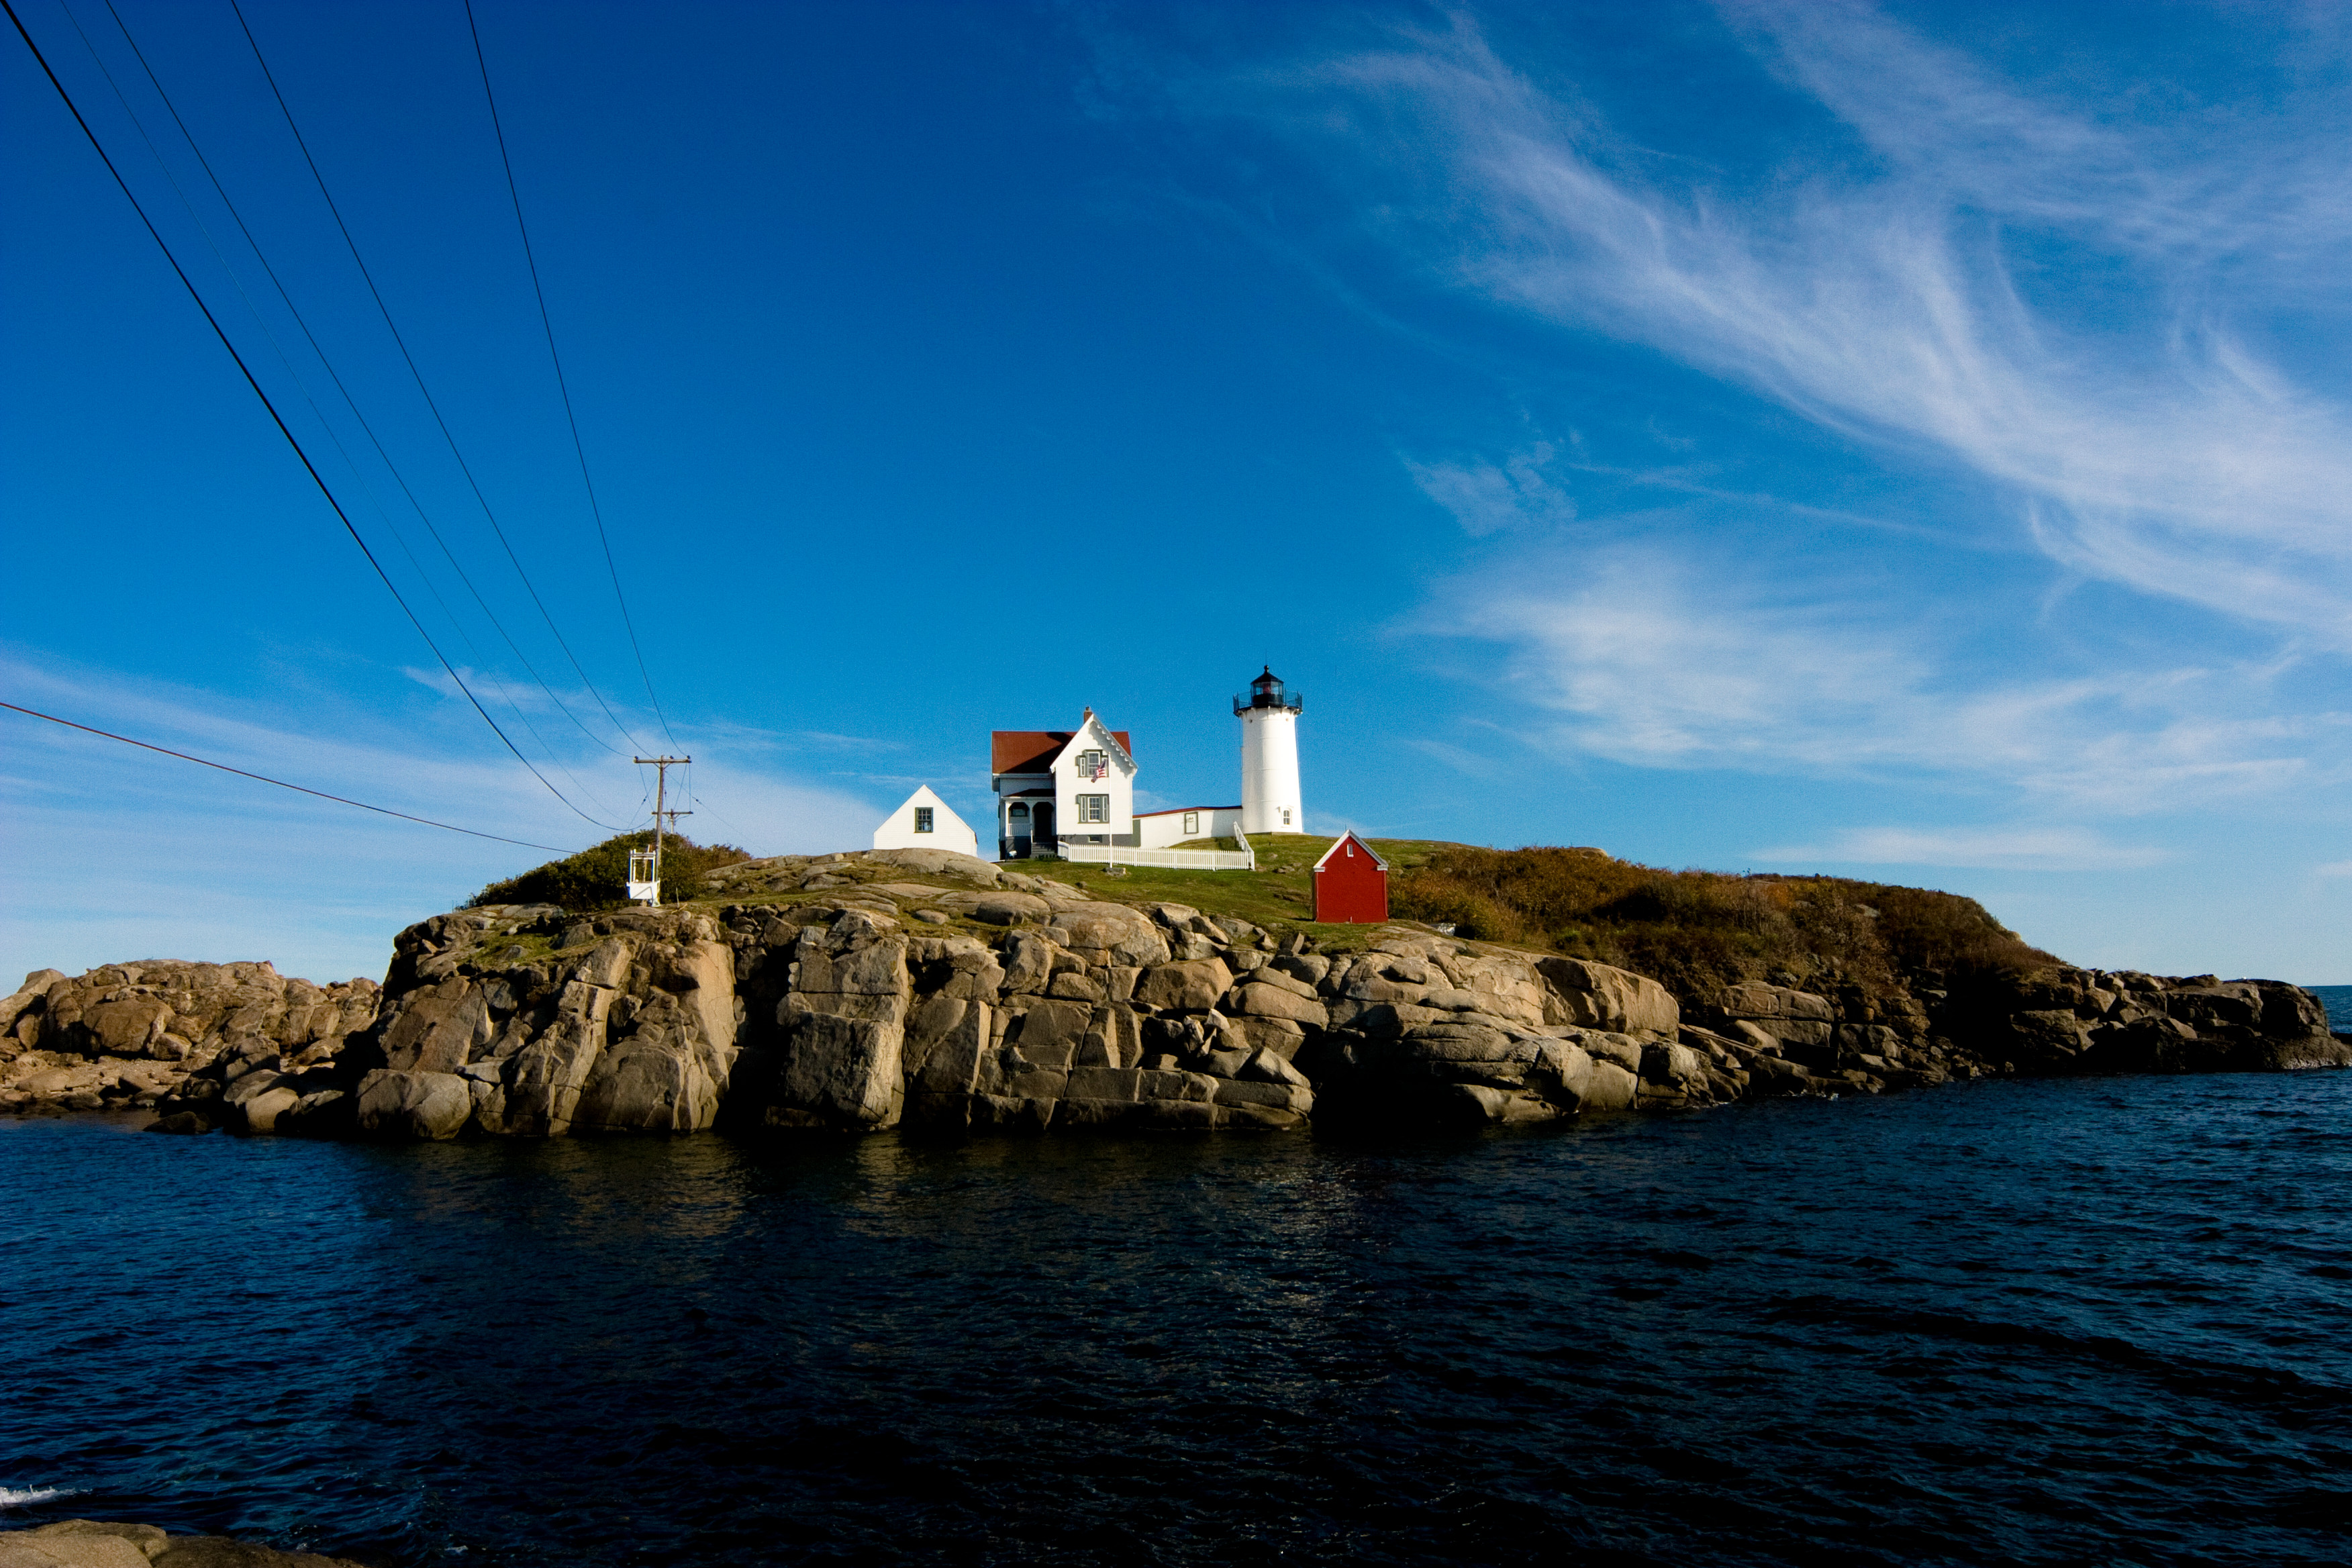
[1235, 667, 1304, 834]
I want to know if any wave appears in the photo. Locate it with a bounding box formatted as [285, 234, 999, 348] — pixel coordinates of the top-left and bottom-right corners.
[1759, 1293, 2350, 1426]
[0, 1487, 79, 1509]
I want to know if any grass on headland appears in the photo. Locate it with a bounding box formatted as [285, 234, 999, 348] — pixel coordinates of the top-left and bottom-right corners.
[1006, 834, 1453, 950]
[469, 829, 2049, 1009]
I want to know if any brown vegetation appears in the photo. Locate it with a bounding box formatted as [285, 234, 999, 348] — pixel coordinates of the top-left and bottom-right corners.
[1389, 844, 2054, 1006]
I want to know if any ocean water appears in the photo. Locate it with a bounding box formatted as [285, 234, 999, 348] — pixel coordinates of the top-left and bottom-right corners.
[3, 1070, 2348, 1567]
[2316, 984, 2351, 1032]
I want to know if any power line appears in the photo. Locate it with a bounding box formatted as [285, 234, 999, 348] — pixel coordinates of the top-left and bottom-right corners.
[101, 0, 627, 764]
[225, 0, 650, 756]
[464, 0, 680, 753]
[82, 0, 628, 814]
[2, 0, 626, 830]
[3, 701, 575, 854]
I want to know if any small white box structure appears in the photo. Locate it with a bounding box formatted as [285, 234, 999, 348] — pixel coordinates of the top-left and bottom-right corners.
[873, 785, 979, 856]
[626, 848, 661, 905]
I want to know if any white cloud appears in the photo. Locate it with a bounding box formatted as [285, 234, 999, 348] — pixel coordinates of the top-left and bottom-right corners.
[1406, 737, 1511, 781]
[2317, 859, 2352, 879]
[1402, 440, 1575, 534]
[1435, 544, 2346, 810]
[788, 731, 908, 754]
[0, 652, 882, 981]
[1723, 1, 2352, 267]
[1303, 7, 2352, 645]
[1753, 825, 2169, 872]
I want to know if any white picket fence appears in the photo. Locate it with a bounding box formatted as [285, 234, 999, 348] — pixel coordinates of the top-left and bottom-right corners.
[1060, 839, 1255, 872]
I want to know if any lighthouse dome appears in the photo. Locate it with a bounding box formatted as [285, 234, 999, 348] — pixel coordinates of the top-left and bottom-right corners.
[1236, 666, 1304, 715]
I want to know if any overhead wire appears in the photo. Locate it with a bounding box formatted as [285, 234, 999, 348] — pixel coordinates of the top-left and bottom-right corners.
[81, 0, 627, 818]
[102, 0, 628, 767]
[463, 0, 679, 754]
[2, 0, 628, 830]
[225, 0, 651, 757]
[681, 756, 746, 842]
[463, 0, 705, 840]
[3, 701, 577, 853]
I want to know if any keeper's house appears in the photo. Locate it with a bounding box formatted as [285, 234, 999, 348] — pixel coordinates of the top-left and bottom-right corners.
[989, 709, 1134, 860]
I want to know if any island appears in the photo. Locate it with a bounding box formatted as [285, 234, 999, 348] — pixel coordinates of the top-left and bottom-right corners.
[3, 836, 2344, 1140]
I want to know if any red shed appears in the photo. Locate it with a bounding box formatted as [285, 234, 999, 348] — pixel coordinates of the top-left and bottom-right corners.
[1312, 832, 1389, 923]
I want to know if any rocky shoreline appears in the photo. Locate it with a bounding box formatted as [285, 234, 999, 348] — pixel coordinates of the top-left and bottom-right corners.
[3, 849, 2345, 1140]
[0, 1519, 364, 1567]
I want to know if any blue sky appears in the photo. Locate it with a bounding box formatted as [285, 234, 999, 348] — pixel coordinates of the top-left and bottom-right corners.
[5, 0, 2347, 985]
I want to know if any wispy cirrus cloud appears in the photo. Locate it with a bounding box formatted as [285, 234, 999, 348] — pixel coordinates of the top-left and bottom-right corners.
[1434, 544, 2346, 811]
[1751, 825, 2168, 872]
[1299, 3, 2352, 645]
[1402, 440, 1575, 535]
[1, 652, 882, 981]
[1405, 736, 1512, 781]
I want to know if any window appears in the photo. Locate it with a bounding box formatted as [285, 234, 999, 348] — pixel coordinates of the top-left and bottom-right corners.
[914, 807, 934, 834]
[1344, 841, 1353, 856]
[1010, 802, 1029, 822]
[1281, 808, 1292, 826]
[1078, 794, 1110, 824]
[1183, 812, 1199, 836]
[1077, 749, 1108, 781]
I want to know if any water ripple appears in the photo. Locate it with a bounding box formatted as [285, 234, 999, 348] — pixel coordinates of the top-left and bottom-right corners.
[2, 1071, 2347, 1565]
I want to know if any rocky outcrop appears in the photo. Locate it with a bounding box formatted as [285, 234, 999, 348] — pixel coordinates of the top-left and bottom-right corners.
[1989, 969, 2348, 1074]
[763, 909, 912, 1130]
[1686, 965, 2351, 1093]
[0, 1519, 365, 1567]
[332, 903, 742, 1140]
[724, 894, 1320, 1134]
[7, 846, 2345, 1138]
[718, 898, 1741, 1133]
[1296, 933, 1770, 1124]
[0, 961, 377, 1125]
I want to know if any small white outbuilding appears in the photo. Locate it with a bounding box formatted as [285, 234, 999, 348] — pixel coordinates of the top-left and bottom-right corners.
[873, 785, 979, 856]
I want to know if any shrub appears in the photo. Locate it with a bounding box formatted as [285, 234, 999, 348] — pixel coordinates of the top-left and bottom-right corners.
[1861, 882, 2053, 985]
[1391, 846, 2053, 1010]
[469, 832, 750, 912]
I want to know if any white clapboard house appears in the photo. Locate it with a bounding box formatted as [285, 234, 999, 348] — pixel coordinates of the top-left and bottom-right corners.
[871, 785, 979, 856]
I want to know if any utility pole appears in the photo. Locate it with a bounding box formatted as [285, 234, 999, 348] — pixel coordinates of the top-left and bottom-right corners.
[633, 754, 691, 905]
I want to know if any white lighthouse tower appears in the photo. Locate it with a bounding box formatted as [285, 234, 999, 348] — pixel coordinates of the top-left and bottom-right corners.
[1236, 666, 1304, 834]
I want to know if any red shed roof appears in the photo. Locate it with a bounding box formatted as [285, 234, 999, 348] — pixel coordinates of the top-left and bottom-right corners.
[1313, 831, 1389, 871]
[991, 729, 1133, 775]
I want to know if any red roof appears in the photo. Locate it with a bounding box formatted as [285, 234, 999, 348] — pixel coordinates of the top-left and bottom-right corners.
[1313, 831, 1390, 871]
[991, 730, 1133, 775]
